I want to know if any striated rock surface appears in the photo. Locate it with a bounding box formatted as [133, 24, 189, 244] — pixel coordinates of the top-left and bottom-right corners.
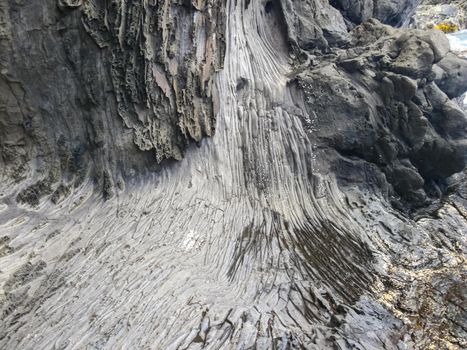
[0, 0, 225, 205]
[0, 0, 466, 349]
[82, 0, 225, 161]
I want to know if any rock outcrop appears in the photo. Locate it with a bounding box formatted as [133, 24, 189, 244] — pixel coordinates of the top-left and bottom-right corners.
[0, 0, 465, 349]
[0, 0, 225, 205]
[295, 21, 466, 209]
[331, 0, 418, 26]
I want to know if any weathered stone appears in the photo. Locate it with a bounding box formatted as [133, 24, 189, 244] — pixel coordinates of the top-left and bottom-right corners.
[389, 34, 435, 78]
[418, 28, 451, 62]
[386, 73, 418, 101]
[385, 160, 425, 195]
[331, 0, 374, 24]
[0, 1, 465, 349]
[441, 100, 467, 138]
[374, 0, 417, 26]
[435, 52, 467, 98]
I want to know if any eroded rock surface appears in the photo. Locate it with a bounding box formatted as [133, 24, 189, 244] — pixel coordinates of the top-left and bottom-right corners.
[332, 0, 418, 26]
[0, 0, 466, 349]
[0, 0, 225, 205]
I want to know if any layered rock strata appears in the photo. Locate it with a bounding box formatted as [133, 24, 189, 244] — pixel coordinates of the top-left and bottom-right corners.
[0, 0, 466, 349]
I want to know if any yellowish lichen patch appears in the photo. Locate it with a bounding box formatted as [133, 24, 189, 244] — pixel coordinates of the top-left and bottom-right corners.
[434, 23, 459, 33]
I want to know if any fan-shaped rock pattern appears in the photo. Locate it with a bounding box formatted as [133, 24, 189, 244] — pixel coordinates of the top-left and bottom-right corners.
[0, 0, 466, 349]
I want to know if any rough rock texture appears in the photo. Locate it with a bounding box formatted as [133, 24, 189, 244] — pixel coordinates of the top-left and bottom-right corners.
[331, 0, 418, 26]
[410, 0, 467, 30]
[0, 0, 225, 205]
[0, 0, 466, 349]
[82, 0, 225, 161]
[295, 21, 467, 208]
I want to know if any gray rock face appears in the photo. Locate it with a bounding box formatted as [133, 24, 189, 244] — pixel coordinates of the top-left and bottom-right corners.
[331, 0, 417, 26]
[289, 18, 466, 207]
[435, 52, 467, 98]
[374, 0, 417, 26]
[0, 0, 225, 205]
[0, 0, 465, 349]
[331, 0, 374, 24]
[82, 0, 225, 161]
[280, 0, 349, 50]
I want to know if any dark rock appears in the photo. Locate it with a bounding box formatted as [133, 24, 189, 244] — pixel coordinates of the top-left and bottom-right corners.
[374, 0, 417, 26]
[440, 100, 467, 139]
[411, 136, 465, 180]
[386, 73, 417, 101]
[388, 34, 434, 78]
[338, 57, 366, 72]
[385, 160, 425, 194]
[280, 0, 348, 50]
[435, 53, 467, 98]
[331, 0, 417, 26]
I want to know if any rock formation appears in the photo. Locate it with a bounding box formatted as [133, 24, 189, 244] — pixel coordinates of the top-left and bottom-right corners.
[410, 0, 466, 31]
[0, 0, 465, 349]
[332, 0, 418, 26]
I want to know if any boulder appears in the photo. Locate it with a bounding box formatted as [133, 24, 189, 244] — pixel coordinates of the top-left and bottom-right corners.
[385, 160, 425, 195]
[374, 0, 416, 26]
[331, 0, 374, 24]
[417, 29, 450, 62]
[435, 53, 467, 98]
[441, 100, 467, 139]
[389, 35, 435, 78]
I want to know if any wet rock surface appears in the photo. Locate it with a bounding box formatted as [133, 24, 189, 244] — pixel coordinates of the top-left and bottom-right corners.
[0, 0, 466, 349]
